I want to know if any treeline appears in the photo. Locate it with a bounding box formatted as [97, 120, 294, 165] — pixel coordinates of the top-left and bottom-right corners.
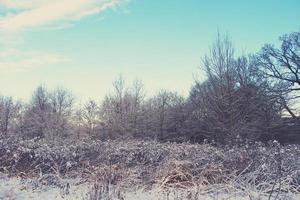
[0, 31, 299, 144]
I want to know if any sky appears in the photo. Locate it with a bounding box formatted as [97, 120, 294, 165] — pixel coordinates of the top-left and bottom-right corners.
[0, 0, 299, 103]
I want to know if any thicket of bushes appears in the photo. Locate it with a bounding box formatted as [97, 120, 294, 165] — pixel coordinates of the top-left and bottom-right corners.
[0, 137, 299, 199]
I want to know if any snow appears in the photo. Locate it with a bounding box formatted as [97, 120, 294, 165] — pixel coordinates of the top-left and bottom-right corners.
[1, 174, 299, 200]
[0, 174, 88, 200]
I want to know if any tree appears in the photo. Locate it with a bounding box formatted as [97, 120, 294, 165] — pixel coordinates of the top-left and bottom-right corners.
[82, 100, 100, 136]
[22, 85, 51, 138]
[195, 34, 238, 143]
[100, 76, 147, 139]
[128, 79, 146, 137]
[146, 90, 186, 141]
[101, 76, 127, 138]
[73, 108, 84, 139]
[0, 96, 21, 136]
[153, 90, 170, 140]
[189, 35, 281, 143]
[49, 87, 74, 138]
[255, 31, 300, 119]
[21, 86, 74, 139]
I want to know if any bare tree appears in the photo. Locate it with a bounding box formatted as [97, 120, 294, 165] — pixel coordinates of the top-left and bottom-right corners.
[189, 35, 281, 143]
[49, 87, 74, 138]
[0, 96, 21, 136]
[22, 85, 51, 138]
[146, 90, 185, 141]
[21, 86, 74, 139]
[100, 76, 129, 138]
[100, 76, 147, 139]
[128, 79, 146, 137]
[73, 108, 84, 139]
[197, 34, 238, 142]
[82, 100, 100, 136]
[255, 31, 300, 118]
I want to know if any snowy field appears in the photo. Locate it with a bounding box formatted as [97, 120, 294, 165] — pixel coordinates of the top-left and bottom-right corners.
[0, 174, 87, 200]
[1, 174, 299, 200]
[0, 139, 299, 200]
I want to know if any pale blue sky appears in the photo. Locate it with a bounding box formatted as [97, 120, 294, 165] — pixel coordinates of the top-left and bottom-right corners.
[0, 0, 299, 102]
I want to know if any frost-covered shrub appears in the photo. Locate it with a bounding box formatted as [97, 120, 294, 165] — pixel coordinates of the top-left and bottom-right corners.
[0, 136, 299, 196]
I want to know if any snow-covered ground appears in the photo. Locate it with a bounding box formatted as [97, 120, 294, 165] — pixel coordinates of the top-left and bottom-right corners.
[1, 174, 299, 200]
[0, 174, 88, 200]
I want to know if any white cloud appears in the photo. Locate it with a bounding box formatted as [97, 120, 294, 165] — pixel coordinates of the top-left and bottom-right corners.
[0, 0, 121, 30]
[0, 0, 126, 72]
[0, 0, 49, 9]
[0, 49, 66, 72]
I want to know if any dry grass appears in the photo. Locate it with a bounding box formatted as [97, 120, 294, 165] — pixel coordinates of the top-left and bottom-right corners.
[0, 137, 299, 199]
